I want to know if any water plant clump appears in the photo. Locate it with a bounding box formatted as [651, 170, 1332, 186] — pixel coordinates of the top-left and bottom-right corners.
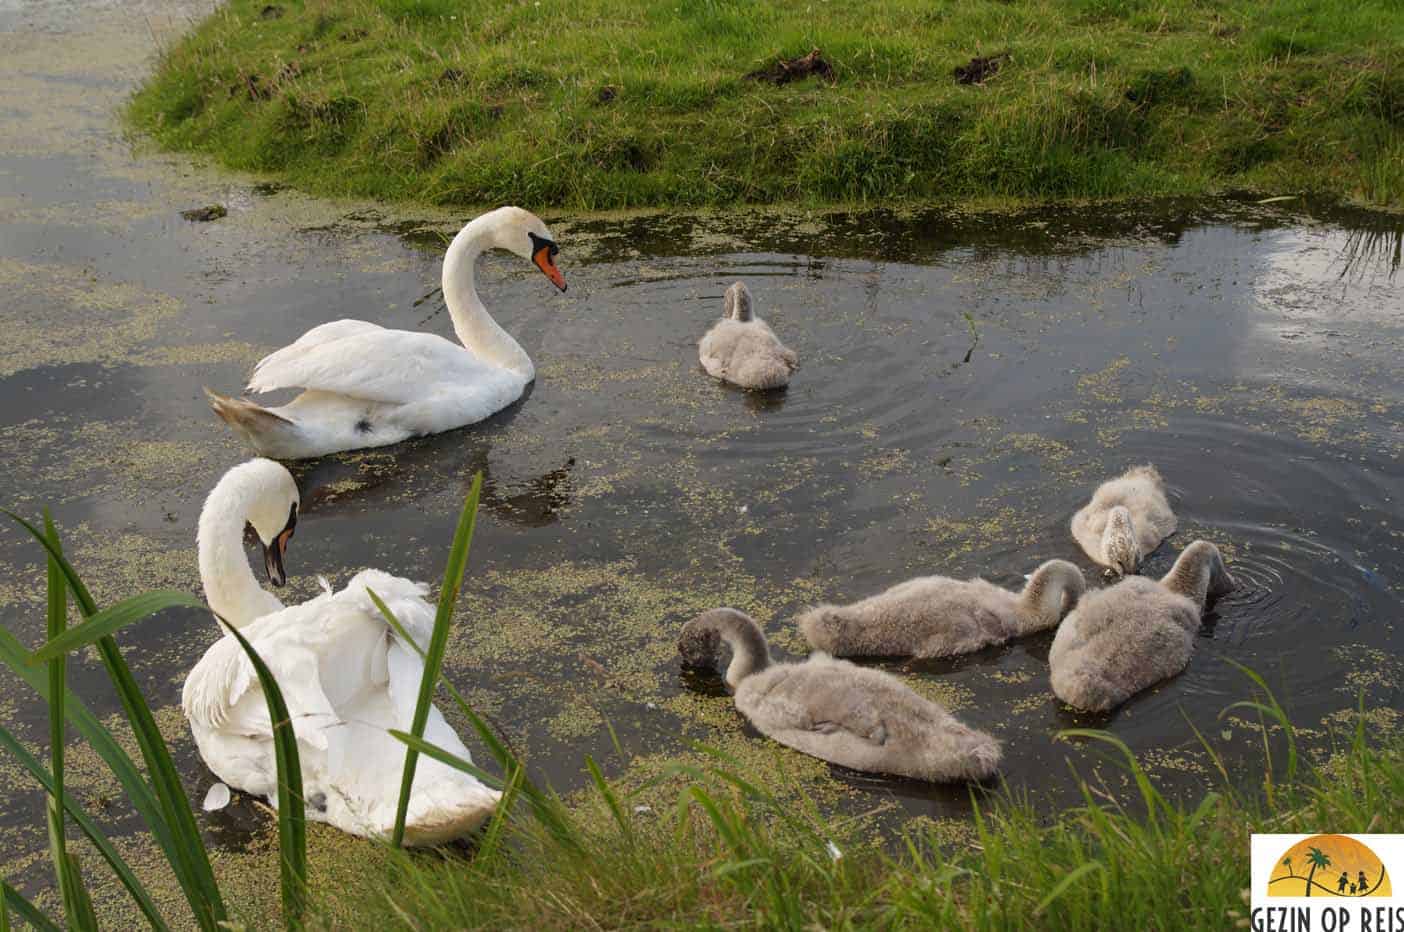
[128, 0, 1404, 210]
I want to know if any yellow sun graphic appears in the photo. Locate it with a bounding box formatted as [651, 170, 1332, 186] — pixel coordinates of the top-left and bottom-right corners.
[1268, 835, 1391, 898]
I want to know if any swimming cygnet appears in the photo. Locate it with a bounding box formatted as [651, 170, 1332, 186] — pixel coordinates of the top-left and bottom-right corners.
[678, 608, 1001, 782]
[1071, 465, 1177, 575]
[698, 282, 798, 390]
[797, 560, 1086, 658]
[1048, 540, 1235, 713]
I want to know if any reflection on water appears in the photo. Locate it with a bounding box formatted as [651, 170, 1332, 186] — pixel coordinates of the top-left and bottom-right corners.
[1, 0, 1403, 914]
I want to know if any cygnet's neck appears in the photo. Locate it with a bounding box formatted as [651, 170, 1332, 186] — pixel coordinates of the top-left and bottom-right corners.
[1017, 561, 1085, 633]
[696, 608, 773, 688]
[442, 215, 534, 380]
[1161, 542, 1229, 609]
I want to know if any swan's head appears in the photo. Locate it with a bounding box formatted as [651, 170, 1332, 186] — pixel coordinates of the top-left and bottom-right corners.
[241, 459, 300, 588]
[1102, 505, 1140, 577]
[723, 282, 754, 322]
[486, 206, 566, 293]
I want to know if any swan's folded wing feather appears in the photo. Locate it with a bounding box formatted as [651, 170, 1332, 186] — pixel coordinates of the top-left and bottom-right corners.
[220, 643, 338, 750]
[185, 601, 342, 750]
[247, 329, 493, 404]
[249, 319, 384, 384]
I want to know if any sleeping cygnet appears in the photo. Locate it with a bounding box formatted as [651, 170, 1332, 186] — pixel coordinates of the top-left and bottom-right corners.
[678, 608, 1001, 782]
[1049, 540, 1235, 713]
[797, 560, 1086, 658]
[698, 282, 798, 390]
[1071, 465, 1177, 576]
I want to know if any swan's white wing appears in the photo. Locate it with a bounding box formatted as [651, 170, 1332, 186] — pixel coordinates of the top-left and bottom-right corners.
[249, 319, 385, 385]
[247, 329, 496, 405]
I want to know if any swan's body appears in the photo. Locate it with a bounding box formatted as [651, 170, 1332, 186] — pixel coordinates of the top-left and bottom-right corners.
[1049, 540, 1235, 712]
[208, 206, 566, 459]
[798, 560, 1085, 658]
[1071, 465, 1177, 575]
[678, 609, 1000, 781]
[182, 459, 500, 843]
[698, 282, 798, 390]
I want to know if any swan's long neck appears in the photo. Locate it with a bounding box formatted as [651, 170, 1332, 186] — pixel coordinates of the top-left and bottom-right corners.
[1161, 542, 1231, 610]
[442, 216, 534, 379]
[683, 609, 772, 688]
[197, 477, 281, 628]
[1017, 561, 1085, 633]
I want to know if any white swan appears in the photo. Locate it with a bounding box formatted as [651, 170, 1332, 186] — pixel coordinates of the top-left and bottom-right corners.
[1070, 465, 1176, 575]
[679, 609, 1001, 782]
[698, 282, 798, 390]
[207, 206, 567, 460]
[1049, 540, 1235, 712]
[182, 459, 500, 844]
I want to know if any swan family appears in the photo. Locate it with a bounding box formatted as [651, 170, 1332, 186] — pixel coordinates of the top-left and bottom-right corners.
[175, 205, 1243, 843]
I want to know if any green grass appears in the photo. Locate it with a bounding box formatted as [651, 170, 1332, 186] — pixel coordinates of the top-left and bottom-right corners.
[329, 716, 1403, 930]
[127, 0, 1404, 210]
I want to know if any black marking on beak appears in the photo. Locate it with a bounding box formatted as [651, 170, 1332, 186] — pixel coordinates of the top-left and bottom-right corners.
[263, 503, 296, 588]
[528, 231, 566, 292]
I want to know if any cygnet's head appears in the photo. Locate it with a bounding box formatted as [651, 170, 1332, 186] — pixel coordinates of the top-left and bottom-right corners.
[678, 619, 723, 669]
[723, 281, 754, 322]
[241, 458, 300, 588]
[1103, 505, 1140, 577]
[484, 205, 566, 292]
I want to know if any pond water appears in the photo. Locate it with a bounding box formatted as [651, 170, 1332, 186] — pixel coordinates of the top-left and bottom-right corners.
[1, 0, 1402, 920]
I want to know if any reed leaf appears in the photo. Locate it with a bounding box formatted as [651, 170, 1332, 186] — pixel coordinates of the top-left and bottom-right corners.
[31, 590, 205, 664]
[391, 473, 482, 849]
[218, 620, 307, 928]
[1, 883, 60, 932]
[40, 511, 87, 930]
[0, 724, 168, 930]
[3, 511, 226, 930]
[370, 590, 580, 851]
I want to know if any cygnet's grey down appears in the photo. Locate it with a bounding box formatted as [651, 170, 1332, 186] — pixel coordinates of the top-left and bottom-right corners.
[677, 608, 1001, 782]
[1071, 465, 1177, 575]
[698, 282, 798, 390]
[797, 560, 1086, 658]
[1048, 540, 1235, 713]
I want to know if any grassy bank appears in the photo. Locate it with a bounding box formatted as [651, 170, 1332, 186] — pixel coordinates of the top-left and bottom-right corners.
[331, 725, 1403, 929]
[129, 0, 1404, 211]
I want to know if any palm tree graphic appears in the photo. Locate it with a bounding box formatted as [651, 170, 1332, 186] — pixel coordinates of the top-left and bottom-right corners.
[1304, 847, 1332, 897]
[1282, 857, 1294, 878]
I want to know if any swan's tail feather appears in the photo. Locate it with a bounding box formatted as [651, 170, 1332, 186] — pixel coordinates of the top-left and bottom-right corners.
[205, 387, 300, 456]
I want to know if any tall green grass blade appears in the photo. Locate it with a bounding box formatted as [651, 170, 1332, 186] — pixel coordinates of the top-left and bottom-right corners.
[391, 474, 482, 849]
[1, 884, 60, 932]
[1033, 860, 1103, 916]
[61, 853, 97, 932]
[1223, 659, 1298, 783]
[0, 724, 168, 930]
[218, 620, 306, 929]
[0, 627, 184, 916]
[0, 886, 7, 932]
[40, 511, 85, 930]
[31, 591, 205, 664]
[585, 756, 632, 844]
[368, 587, 580, 851]
[3, 511, 226, 930]
[387, 730, 502, 788]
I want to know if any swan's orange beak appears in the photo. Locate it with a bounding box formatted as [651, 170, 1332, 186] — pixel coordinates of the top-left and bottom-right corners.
[533, 242, 567, 292]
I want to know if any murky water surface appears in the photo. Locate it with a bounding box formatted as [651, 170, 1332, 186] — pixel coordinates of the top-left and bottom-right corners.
[2, 0, 1402, 921]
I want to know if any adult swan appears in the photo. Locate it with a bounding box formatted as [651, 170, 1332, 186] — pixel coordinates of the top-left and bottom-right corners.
[207, 206, 567, 459]
[182, 458, 501, 843]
